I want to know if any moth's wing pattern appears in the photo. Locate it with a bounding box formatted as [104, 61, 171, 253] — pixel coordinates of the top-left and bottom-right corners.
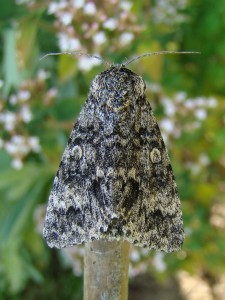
[43, 95, 116, 248]
[122, 97, 185, 252]
[43, 66, 184, 252]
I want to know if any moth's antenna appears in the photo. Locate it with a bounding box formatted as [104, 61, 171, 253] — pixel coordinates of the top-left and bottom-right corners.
[123, 51, 201, 66]
[40, 52, 112, 67]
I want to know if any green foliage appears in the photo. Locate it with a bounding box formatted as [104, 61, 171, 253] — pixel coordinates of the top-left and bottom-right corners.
[0, 0, 225, 298]
[2, 28, 20, 94]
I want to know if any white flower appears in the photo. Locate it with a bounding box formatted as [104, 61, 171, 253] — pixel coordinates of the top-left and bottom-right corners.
[199, 154, 210, 166]
[47, 88, 58, 98]
[48, 2, 59, 14]
[191, 164, 201, 175]
[103, 18, 118, 30]
[93, 31, 106, 45]
[20, 105, 32, 123]
[129, 262, 147, 277]
[60, 12, 73, 26]
[3, 111, 17, 131]
[58, 1, 67, 10]
[83, 2, 96, 15]
[37, 69, 50, 81]
[119, 1, 132, 11]
[69, 38, 81, 51]
[28, 136, 41, 152]
[58, 32, 74, 51]
[149, 83, 161, 93]
[151, 0, 187, 25]
[58, 33, 81, 51]
[175, 91, 186, 102]
[119, 32, 134, 46]
[11, 158, 23, 170]
[153, 252, 166, 272]
[19, 145, 30, 155]
[11, 135, 24, 144]
[5, 142, 18, 155]
[207, 97, 217, 108]
[160, 118, 174, 133]
[195, 108, 207, 120]
[185, 161, 201, 175]
[72, 0, 85, 9]
[195, 97, 205, 107]
[18, 90, 30, 102]
[162, 97, 176, 116]
[130, 249, 140, 262]
[9, 94, 18, 105]
[58, 33, 70, 51]
[166, 105, 176, 116]
[10, 135, 30, 155]
[184, 99, 196, 109]
[78, 56, 101, 72]
[5, 123, 15, 131]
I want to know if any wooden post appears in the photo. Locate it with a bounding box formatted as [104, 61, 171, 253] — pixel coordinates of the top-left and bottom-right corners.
[84, 240, 130, 300]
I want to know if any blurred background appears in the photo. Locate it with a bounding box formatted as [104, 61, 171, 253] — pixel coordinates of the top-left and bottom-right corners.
[0, 0, 225, 299]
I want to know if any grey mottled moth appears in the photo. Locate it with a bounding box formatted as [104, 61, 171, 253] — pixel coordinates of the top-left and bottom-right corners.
[43, 62, 185, 253]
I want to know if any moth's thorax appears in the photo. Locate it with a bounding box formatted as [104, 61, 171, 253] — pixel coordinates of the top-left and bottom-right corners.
[90, 67, 146, 106]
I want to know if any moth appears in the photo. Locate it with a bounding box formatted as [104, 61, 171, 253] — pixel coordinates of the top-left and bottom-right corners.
[43, 55, 186, 252]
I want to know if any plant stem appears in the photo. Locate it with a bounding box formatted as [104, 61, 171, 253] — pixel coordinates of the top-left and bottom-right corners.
[84, 239, 130, 300]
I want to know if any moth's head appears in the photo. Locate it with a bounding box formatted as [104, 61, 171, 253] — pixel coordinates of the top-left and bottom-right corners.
[90, 66, 146, 104]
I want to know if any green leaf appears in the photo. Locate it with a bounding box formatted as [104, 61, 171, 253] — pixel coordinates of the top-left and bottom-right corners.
[58, 54, 77, 82]
[54, 97, 82, 121]
[17, 14, 39, 71]
[0, 180, 46, 242]
[0, 0, 27, 24]
[0, 164, 52, 242]
[1, 239, 27, 294]
[2, 27, 20, 95]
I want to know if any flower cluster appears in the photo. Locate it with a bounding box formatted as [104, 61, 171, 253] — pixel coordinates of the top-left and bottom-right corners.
[148, 83, 217, 140]
[0, 69, 57, 169]
[151, 0, 188, 26]
[147, 83, 218, 175]
[161, 93, 216, 136]
[46, 0, 143, 70]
